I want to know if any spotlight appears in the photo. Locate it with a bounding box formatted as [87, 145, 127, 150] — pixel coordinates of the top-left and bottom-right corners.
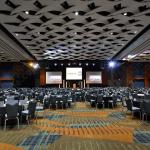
[29, 62, 33, 67]
[33, 63, 39, 69]
[109, 61, 116, 68]
[29, 62, 39, 69]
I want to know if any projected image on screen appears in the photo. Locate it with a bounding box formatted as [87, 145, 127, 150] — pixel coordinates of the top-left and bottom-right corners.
[46, 72, 62, 84]
[86, 72, 102, 84]
[66, 68, 82, 80]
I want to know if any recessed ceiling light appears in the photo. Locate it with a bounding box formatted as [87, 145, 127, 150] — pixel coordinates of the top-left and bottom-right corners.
[123, 12, 127, 16]
[127, 54, 136, 59]
[79, 63, 81, 66]
[15, 33, 19, 36]
[134, 31, 137, 34]
[25, 11, 29, 15]
[75, 11, 79, 16]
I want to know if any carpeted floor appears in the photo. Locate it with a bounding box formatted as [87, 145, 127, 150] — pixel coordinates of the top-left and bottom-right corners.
[0, 102, 150, 150]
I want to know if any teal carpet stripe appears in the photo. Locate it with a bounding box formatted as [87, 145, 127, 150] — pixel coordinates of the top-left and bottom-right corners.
[17, 132, 61, 150]
[134, 131, 150, 145]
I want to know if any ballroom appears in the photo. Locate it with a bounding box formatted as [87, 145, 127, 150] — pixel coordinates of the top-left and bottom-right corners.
[0, 0, 150, 149]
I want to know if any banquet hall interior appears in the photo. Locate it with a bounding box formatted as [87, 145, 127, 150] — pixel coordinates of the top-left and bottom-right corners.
[0, 0, 150, 149]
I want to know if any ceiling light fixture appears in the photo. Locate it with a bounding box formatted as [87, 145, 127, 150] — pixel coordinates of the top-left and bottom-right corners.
[29, 62, 39, 69]
[33, 63, 39, 69]
[127, 54, 136, 59]
[15, 33, 19, 36]
[75, 11, 79, 16]
[134, 31, 137, 34]
[29, 62, 33, 67]
[25, 11, 29, 15]
[109, 61, 116, 68]
[123, 12, 127, 16]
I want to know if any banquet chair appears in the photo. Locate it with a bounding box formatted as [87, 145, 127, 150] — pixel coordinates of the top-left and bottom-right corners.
[126, 99, 141, 119]
[21, 101, 37, 124]
[96, 94, 104, 109]
[4, 104, 19, 131]
[141, 101, 150, 121]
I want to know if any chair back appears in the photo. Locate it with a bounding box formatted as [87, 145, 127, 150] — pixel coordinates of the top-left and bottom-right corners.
[126, 100, 132, 111]
[28, 101, 36, 118]
[142, 101, 150, 114]
[0, 96, 5, 102]
[6, 104, 18, 119]
[50, 95, 56, 105]
[62, 95, 68, 103]
[44, 97, 50, 108]
[97, 94, 103, 103]
[144, 95, 150, 101]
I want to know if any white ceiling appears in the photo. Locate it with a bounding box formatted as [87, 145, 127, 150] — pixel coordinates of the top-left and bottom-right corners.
[0, 0, 149, 61]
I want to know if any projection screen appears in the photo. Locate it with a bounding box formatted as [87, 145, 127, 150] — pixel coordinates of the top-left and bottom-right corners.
[46, 72, 62, 84]
[86, 72, 102, 84]
[66, 68, 82, 80]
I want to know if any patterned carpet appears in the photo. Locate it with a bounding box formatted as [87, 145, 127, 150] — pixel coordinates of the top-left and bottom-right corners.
[0, 102, 150, 150]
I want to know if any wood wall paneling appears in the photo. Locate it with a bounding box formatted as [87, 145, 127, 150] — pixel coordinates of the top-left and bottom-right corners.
[40, 69, 46, 86]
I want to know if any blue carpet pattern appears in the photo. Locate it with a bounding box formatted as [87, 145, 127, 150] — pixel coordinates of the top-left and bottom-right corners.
[47, 114, 65, 120]
[134, 131, 150, 146]
[17, 132, 61, 150]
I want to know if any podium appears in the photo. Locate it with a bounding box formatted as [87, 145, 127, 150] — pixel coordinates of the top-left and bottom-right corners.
[73, 83, 76, 89]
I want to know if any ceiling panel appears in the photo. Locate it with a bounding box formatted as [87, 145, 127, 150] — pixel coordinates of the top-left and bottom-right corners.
[0, 0, 149, 61]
